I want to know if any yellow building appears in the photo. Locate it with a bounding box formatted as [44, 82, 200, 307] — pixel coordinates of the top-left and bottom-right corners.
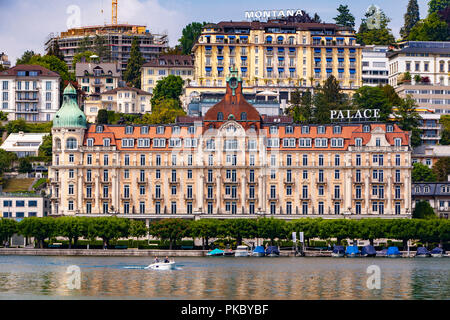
[188, 20, 362, 101]
[141, 55, 194, 94]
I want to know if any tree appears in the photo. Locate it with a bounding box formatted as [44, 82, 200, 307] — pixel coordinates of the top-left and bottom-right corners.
[393, 96, 422, 147]
[0, 218, 17, 246]
[123, 37, 144, 89]
[90, 217, 130, 248]
[313, 75, 351, 124]
[290, 218, 321, 247]
[352, 86, 391, 121]
[129, 220, 148, 248]
[148, 219, 191, 250]
[18, 217, 57, 248]
[333, 5, 355, 28]
[382, 84, 403, 107]
[28, 54, 73, 82]
[18, 157, 32, 173]
[356, 219, 388, 246]
[150, 75, 185, 106]
[5, 119, 27, 134]
[256, 218, 288, 245]
[220, 219, 257, 246]
[93, 35, 110, 62]
[72, 51, 96, 69]
[432, 158, 450, 181]
[356, 7, 396, 45]
[440, 115, 450, 145]
[408, 12, 450, 41]
[428, 0, 450, 15]
[38, 134, 52, 158]
[413, 201, 437, 219]
[190, 219, 221, 249]
[318, 219, 357, 244]
[179, 22, 208, 55]
[16, 50, 36, 65]
[97, 109, 109, 124]
[400, 0, 421, 39]
[56, 217, 87, 249]
[386, 219, 418, 250]
[412, 162, 437, 182]
[0, 149, 17, 175]
[46, 41, 65, 61]
[285, 89, 313, 123]
[138, 98, 186, 124]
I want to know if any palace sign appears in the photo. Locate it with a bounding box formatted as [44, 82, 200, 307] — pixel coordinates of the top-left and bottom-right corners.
[245, 9, 305, 20]
[330, 109, 380, 121]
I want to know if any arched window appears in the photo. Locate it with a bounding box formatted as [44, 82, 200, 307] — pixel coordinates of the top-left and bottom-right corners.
[217, 112, 223, 121]
[240, 112, 247, 120]
[386, 124, 393, 132]
[66, 138, 77, 150]
[363, 125, 370, 133]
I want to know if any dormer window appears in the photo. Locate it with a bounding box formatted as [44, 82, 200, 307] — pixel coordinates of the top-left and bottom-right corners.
[96, 125, 103, 133]
[394, 138, 402, 147]
[270, 126, 278, 134]
[355, 138, 363, 146]
[103, 138, 110, 147]
[386, 125, 393, 132]
[285, 126, 293, 134]
[66, 138, 77, 150]
[301, 126, 310, 134]
[333, 125, 341, 134]
[363, 125, 370, 133]
[217, 112, 224, 121]
[141, 126, 149, 134]
[87, 138, 94, 147]
[125, 126, 133, 134]
[172, 126, 181, 134]
[156, 126, 165, 134]
[317, 126, 325, 134]
[188, 126, 196, 134]
[240, 112, 247, 121]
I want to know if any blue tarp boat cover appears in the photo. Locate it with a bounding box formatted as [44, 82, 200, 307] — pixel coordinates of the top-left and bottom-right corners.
[377, 249, 388, 256]
[333, 245, 345, 253]
[416, 247, 430, 255]
[387, 247, 400, 255]
[361, 245, 376, 256]
[345, 245, 360, 255]
[207, 248, 224, 255]
[266, 246, 280, 255]
[430, 247, 444, 254]
[253, 246, 265, 254]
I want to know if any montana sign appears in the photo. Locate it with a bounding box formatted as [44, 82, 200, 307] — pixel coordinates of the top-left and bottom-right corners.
[245, 9, 305, 20]
[330, 109, 380, 120]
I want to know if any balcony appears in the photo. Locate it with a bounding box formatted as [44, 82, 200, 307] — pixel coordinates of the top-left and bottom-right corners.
[121, 194, 131, 200]
[247, 179, 258, 185]
[268, 194, 278, 201]
[184, 195, 195, 201]
[316, 179, 327, 184]
[205, 180, 216, 185]
[224, 194, 240, 201]
[420, 134, 440, 140]
[332, 196, 342, 200]
[265, 51, 273, 56]
[16, 96, 39, 102]
[136, 178, 148, 184]
[168, 178, 180, 185]
[283, 178, 295, 184]
[224, 178, 240, 185]
[205, 50, 212, 55]
[152, 194, 163, 200]
[101, 179, 111, 185]
[229, 50, 235, 56]
[314, 52, 321, 57]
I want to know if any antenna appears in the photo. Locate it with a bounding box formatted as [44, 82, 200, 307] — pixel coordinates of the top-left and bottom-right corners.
[112, 0, 118, 24]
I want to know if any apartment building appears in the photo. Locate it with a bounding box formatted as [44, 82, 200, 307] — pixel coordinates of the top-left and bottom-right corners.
[412, 145, 450, 167]
[84, 86, 151, 122]
[141, 55, 194, 94]
[45, 24, 168, 72]
[186, 19, 362, 105]
[0, 193, 50, 219]
[76, 62, 121, 95]
[49, 73, 412, 220]
[0, 65, 60, 122]
[0, 132, 49, 158]
[362, 45, 389, 86]
[412, 183, 450, 219]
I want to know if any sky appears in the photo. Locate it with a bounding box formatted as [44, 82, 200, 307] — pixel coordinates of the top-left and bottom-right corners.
[0, 0, 430, 65]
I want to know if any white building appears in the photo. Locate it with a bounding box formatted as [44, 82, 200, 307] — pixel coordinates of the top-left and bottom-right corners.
[362, 45, 389, 87]
[0, 65, 60, 122]
[0, 193, 50, 219]
[388, 41, 450, 88]
[0, 132, 49, 158]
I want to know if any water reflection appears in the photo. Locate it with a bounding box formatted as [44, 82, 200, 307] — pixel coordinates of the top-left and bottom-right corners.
[0, 256, 448, 299]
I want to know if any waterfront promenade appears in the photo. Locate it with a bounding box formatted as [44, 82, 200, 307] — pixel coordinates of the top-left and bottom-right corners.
[0, 248, 420, 257]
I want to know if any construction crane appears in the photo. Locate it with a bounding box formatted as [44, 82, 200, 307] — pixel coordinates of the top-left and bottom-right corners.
[112, 0, 118, 25]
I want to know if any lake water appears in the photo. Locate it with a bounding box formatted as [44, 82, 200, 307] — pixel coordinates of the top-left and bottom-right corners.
[0, 255, 449, 300]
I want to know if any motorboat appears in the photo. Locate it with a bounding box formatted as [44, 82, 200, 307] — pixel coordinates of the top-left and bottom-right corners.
[361, 245, 377, 257]
[430, 247, 445, 258]
[145, 261, 176, 270]
[376, 249, 388, 257]
[345, 245, 361, 257]
[207, 248, 224, 256]
[223, 249, 234, 256]
[416, 247, 431, 257]
[234, 245, 250, 257]
[265, 246, 280, 257]
[331, 245, 345, 257]
[252, 246, 265, 257]
[386, 246, 402, 258]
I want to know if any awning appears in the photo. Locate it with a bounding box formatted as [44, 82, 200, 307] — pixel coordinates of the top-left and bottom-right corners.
[350, 69, 356, 74]
[278, 56, 285, 61]
[326, 57, 332, 62]
[229, 46, 234, 50]
[277, 36, 284, 41]
[240, 35, 248, 39]
[278, 68, 284, 72]
[326, 48, 332, 52]
[241, 56, 247, 60]
[350, 58, 356, 62]
[266, 36, 273, 42]
[217, 56, 223, 60]
[314, 68, 321, 73]
[313, 37, 321, 40]
[228, 35, 235, 39]
[217, 67, 223, 71]
[337, 37, 344, 40]
[205, 67, 212, 71]
[216, 35, 224, 39]
[266, 67, 273, 71]
[289, 47, 296, 52]
[338, 48, 344, 52]
[338, 68, 344, 73]
[266, 47, 273, 51]
[205, 35, 211, 38]
[289, 68, 295, 72]
[256, 90, 278, 96]
[217, 46, 223, 50]
[314, 57, 321, 62]
[314, 48, 321, 53]
[350, 48, 356, 52]
[205, 46, 212, 50]
[241, 67, 247, 71]
[326, 37, 333, 40]
[338, 57, 344, 62]
[278, 47, 284, 52]
[326, 68, 332, 73]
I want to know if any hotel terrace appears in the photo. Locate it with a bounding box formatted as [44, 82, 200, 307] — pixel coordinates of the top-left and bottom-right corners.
[49, 71, 412, 221]
[186, 19, 362, 106]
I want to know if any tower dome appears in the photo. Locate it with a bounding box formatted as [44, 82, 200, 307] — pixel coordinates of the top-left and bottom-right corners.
[53, 83, 87, 128]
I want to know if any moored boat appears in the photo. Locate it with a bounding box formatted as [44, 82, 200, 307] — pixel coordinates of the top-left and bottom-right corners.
[223, 249, 234, 256]
[430, 247, 445, 258]
[234, 245, 250, 257]
[252, 246, 265, 257]
[386, 246, 401, 258]
[331, 245, 345, 257]
[265, 246, 280, 257]
[376, 248, 388, 257]
[345, 245, 361, 257]
[416, 247, 431, 257]
[361, 245, 377, 257]
[207, 248, 225, 256]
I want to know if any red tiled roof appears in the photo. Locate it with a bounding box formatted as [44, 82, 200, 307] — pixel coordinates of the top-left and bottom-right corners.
[0, 64, 60, 78]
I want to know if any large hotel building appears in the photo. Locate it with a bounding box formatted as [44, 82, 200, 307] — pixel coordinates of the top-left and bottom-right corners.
[49, 71, 412, 220]
[186, 20, 362, 106]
